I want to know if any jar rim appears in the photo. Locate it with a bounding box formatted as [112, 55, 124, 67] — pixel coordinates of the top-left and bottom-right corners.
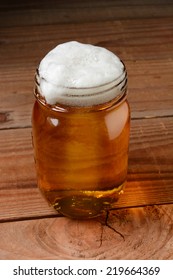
[35, 61, 127, 110]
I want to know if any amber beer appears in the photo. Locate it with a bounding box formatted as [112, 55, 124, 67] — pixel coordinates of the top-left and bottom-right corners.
[32, 42, 130, 218]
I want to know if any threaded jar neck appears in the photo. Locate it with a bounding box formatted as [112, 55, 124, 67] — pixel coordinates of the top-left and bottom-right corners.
[34, 63, 127, 113]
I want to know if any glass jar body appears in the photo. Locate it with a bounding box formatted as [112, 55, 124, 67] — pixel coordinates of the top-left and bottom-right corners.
[32, 96, 130, 219]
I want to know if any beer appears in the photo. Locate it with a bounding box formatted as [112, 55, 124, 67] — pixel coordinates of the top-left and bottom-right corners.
[32, 41, 130, 218]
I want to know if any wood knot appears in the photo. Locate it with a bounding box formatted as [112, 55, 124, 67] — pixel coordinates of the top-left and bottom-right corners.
[0, 112, 10, 123]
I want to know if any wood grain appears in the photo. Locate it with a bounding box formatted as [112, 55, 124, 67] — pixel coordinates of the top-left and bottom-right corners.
[1, 0, 173, 27]
[0, 205, 173, 259]
[1, 18, 173, 64]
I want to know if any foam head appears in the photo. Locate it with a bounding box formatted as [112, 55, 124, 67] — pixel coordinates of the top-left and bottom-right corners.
[37, 41, 125, 106]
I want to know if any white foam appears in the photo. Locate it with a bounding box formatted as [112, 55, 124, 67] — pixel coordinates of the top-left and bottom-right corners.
[37, 41, 125, 106]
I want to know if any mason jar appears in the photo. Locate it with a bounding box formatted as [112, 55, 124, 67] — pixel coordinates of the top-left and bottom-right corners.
[32, 59, 130, 219]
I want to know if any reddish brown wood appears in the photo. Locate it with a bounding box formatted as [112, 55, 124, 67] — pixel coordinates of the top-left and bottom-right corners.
[0, 205, 173, 260]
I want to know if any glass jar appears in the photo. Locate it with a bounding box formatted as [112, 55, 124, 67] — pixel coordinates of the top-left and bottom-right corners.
[32, 64, 130, 219]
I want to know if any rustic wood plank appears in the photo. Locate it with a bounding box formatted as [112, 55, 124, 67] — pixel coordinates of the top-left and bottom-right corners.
[0, 117, 173, 221]
[1, 0, 173, 27]
[1, 18, 173, 63]
[0, 204, 173, 259]
[2, 0, 172, 11]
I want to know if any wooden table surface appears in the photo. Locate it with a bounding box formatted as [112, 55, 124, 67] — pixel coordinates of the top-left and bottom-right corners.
[0, 0, 173, 260]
